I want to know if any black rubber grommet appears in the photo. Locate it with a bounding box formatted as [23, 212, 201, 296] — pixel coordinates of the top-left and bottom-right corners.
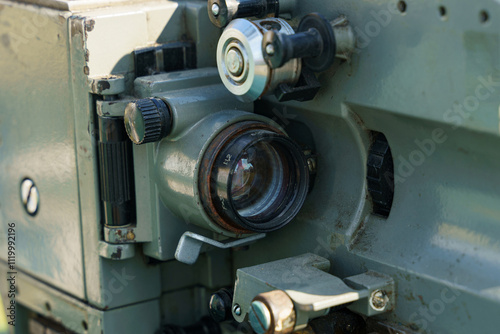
[298, 13, 336, 72]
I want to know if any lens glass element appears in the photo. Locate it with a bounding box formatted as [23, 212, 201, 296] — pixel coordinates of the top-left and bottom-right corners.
[201, 124, 309, 234]
[230, 142, 284, 218]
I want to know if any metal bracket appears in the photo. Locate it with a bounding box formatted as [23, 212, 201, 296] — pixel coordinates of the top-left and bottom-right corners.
[232, 253, 395, 331]
[134, 41, 196, 77]
[175, 232, 266, 265]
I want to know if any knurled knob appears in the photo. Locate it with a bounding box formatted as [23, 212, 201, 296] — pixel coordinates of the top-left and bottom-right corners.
[124, 98, 172, 145]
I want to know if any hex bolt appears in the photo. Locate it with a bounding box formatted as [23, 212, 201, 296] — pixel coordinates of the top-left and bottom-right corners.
[211, 3, 220, 16]
[233, 304, 242, 316]
[248, 300, 272, 334]
[20, 178, 39, 216]
[370, 290, 389, 311]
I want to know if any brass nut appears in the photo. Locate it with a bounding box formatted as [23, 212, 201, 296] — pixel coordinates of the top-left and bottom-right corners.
[252, 290, 296, 334]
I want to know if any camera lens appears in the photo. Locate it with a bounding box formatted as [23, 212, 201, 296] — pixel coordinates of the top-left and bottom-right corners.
[230, 141, 285, 219]
[199, 122, 309, 234]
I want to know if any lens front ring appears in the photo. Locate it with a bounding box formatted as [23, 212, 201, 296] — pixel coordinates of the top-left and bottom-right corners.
[199, 121, 309, 234]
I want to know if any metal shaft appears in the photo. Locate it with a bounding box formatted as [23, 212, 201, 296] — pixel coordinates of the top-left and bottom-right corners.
[264, 28, 324, 69]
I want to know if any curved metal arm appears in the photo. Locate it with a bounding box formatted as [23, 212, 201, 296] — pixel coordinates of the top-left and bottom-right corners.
[175, 231, 266, 265]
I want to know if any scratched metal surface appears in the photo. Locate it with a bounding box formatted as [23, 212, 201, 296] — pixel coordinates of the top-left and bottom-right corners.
[0, 0, 499, 333]
[0, 4, 85, 298]
[233, 0, 500, 333]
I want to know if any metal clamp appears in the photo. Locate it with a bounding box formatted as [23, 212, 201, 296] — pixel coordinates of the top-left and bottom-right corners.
[175, 231, 266, 265]
[232, 253, 395, 332]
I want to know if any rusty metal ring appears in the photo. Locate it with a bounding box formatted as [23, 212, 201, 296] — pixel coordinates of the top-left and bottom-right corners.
[198, 121, 288, 234]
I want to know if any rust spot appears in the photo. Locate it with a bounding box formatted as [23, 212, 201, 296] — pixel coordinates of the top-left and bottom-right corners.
[84, 49, 89, 62]
[96, 80, 111, 93]
[198, 121, 285, 234]
[83, 66, 89, 75]
[418, 295, 425, 305]
[350, 110, 368, 131]
[117, 230, 122, 236]
[85, 19, 95, 32]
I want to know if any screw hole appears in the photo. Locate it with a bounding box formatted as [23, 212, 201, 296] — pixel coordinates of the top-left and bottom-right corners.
[397, 1, 407, 13]
[438, 6, 447, 19]
[45, 302, 51, 311]
[480, 10, 489, 23]
[82, 321, 88, 330]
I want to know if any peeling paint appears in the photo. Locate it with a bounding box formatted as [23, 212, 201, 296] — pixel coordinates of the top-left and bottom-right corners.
[85, 19, 95, 32]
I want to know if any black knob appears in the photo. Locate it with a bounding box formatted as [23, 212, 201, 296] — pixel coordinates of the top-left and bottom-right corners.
[208, 288, 234, 323]
[124, 98, 172, 145]
[263, 13, 336, 72]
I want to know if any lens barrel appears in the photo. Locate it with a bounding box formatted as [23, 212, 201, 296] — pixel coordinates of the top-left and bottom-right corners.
[199, 121, 309, 234]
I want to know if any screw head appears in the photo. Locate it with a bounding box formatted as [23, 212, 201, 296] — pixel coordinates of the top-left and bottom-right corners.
[233, 304, 242, 316]
[21, 178, 39, 216]
[211, 3, 220, 16]
[265, 43, 275, 56]
[370, 290, 389, 311]
[225, 48, 244, 76]
[248, 301, 271, 334]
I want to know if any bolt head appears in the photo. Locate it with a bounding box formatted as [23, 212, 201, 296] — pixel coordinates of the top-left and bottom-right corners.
[211, 3, 220, 16]
[225, 48, 244, 76]
[209, 294, 226, 322]
[370, 290, 389, 311]
[21, 178, 39, 216]
[248, 301, 271, 334]
[265, 43, 275, 56]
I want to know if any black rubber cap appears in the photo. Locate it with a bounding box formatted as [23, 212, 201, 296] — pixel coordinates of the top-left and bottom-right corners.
[367, 133, 394, 217]
[124, 98, 171, 145]
[209, 288, 234, 323]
